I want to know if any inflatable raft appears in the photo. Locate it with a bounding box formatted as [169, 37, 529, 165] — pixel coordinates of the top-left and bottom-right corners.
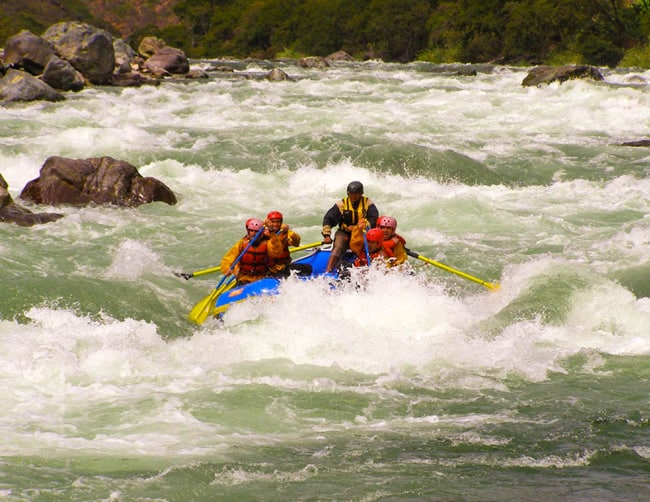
[213, 247, 355, 316]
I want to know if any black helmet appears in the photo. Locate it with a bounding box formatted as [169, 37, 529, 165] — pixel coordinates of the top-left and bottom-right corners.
[347, 181, 364, 194]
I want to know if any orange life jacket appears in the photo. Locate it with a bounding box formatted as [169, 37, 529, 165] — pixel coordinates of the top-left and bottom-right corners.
[354, 248, 386, 267]
[239, 238, 270, 275]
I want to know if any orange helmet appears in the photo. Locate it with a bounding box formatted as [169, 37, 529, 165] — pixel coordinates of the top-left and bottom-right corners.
[245, 218, 264, 231]
[377, 215, 397, 229]
[267, 211, 283, 221]
[366, 228, 384, 242]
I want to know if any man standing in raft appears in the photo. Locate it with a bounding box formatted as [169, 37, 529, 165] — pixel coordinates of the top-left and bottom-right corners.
[321, 181, 379, 273]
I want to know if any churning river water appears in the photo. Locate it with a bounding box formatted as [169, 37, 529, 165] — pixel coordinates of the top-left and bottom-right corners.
[1, 60, 650, 500]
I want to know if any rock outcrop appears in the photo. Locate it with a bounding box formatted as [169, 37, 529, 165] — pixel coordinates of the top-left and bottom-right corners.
[0, 23, 192, 102]
[42, 21, 115, 85]
[143, 46, 190, 76]
[0, 69, 64, 102]
[522, 64, 604, 87]
[3, 30, 58, 75]
[19, 156, 177, 207]
[0, 173, 63, 226]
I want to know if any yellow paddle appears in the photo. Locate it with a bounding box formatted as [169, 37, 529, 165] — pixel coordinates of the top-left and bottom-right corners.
[187, 276, 236, 324]
[175, 265, 220, 280]
[188, 226, 265, 324]
[178, 241, 323, 280]
[405, 248, 499, 290]
[288, 241, 323, 253]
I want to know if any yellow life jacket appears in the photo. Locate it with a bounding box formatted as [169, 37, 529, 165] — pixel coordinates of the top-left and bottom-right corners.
[336, 196, 369, 232]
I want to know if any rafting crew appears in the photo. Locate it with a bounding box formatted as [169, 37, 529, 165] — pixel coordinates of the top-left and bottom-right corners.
[321, 181, 379, 273]
[220, 217, 284, 285]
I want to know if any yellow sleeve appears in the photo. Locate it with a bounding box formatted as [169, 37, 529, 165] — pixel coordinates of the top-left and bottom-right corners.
[266, 234, 285, 258]
[287, 229, 301, 247]
[220, 240, 244, 275]
[393, 241, 407, 265]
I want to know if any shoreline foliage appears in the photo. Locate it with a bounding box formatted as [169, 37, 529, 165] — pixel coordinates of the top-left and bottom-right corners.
[2, 0, 650, 67]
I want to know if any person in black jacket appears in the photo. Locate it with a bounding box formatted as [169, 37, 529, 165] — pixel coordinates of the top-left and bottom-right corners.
[321, 181, 379, 273]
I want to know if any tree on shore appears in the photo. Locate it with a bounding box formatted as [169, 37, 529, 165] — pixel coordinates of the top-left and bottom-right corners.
[4, 0, 650, 67]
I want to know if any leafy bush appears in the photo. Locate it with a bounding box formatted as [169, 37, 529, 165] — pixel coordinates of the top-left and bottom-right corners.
[618, 45, 650, 68]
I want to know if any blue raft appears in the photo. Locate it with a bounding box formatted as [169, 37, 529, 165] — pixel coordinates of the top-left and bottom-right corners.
[213, 247, 355, 316]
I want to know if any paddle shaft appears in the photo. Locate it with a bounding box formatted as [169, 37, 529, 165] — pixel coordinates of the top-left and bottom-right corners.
[180, 236, 321, 279]
[288, 241, 323, 253]
[217, 226, 266, 288]
[362, 227, 371, 265]
[405, 248, 499, 290]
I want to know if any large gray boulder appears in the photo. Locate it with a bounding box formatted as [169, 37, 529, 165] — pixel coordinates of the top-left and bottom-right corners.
[42, 21, 115, 85]
[3, 30, 57, 75]
[41, 55, 86, 91]
[0, 174, 63, 226]
[19, 156, 177, 207]
[0, 69, 64, 102]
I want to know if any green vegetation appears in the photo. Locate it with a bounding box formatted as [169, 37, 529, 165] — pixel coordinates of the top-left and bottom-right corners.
[167, 0, 650, 67]
[3, 0, 650, 67]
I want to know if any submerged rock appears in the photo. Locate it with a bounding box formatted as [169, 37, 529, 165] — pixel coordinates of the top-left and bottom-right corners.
[621, 139, 650, 147]
[522, 64, 604, 87]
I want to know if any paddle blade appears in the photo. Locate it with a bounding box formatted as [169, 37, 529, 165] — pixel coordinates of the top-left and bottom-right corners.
[187, 278, 236, 324]
[187, 288, 220, 324]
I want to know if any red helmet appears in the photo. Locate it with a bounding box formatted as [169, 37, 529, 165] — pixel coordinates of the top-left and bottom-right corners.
[366, 228, 384, 242]
[267, 211, 283, 221]
[377, 216, 397, 229]
[245, 218, 264, 231]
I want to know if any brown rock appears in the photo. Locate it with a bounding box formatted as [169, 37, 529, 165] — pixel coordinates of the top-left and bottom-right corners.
[143, 46, 189, 76]
[41, 55, 86, 91]
[19, 156, 177, 207]
[42, 21, 115, 85]
[4, 30, 57, 75]
[298, 56, 330, 69]
[522, 64, 604, 87]
[621, 140, 650, 147]
[0, 69, 65, 102]
[0, 173, 64, 226]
